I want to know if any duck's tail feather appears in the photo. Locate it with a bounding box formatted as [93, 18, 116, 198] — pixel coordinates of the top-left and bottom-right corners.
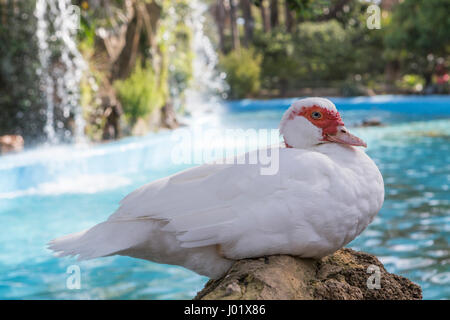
[47, 220, 155, 261]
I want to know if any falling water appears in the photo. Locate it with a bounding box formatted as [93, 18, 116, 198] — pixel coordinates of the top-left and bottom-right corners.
[35, 0, 86, 143]
[183, 0, 229, 121]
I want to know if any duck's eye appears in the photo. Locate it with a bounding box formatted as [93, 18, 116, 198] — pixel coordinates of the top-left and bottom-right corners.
[311, 111, 322, 119]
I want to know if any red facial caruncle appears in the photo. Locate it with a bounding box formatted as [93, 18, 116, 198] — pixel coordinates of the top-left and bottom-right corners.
[285, 105, 367, 148]
[290, 105, 345, 139]
[298, 105, 344, 138]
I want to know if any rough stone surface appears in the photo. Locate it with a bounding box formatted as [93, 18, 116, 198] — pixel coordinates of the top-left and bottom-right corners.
[194, 248, 422, 300]
[0, 135, 24, 154]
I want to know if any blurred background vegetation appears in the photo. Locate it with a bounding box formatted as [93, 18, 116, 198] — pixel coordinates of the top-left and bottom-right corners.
[216, 0, 449, 98]
[0, 0, 449, 146]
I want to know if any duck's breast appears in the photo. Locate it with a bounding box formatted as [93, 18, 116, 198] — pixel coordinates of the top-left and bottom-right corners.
[311, 144, 384, 249]
[221, 145, 384, 259]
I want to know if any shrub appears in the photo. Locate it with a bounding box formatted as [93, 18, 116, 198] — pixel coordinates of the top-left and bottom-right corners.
[396, 74, 426, 92]
[220, 48, 262, 99]
[114, 61, 164, 125]
[251, 21, 357, 92]
[252, 29, 301, 92]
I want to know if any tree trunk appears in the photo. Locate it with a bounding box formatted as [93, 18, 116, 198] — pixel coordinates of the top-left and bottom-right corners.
[229, 0, 240, 51]
[240, 0, 254, 47]
[260, 0, 271, 32]
[284, 0, 294, 32]
[270, 0, 279, 29]
[215, 0, 226, 53]
[384, 60, 399, 92]
[424, 71, 433, 88]
[111, 5, 143, 81]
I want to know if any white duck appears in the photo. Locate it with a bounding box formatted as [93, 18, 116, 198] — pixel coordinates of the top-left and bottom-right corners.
[49, 97, 384, 279]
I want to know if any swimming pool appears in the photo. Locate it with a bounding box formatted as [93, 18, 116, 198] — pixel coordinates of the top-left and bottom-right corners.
[0, 95, 449, 299]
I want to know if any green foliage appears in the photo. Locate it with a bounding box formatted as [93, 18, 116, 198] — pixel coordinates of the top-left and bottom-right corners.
[396, 74, 426, 93]
[224, 0, 448, 96]
[80, 72, 106, 141]
[295, 21, 351, 80]
[158, 0, 195, 108]
[80, 0, 195, 136]
[164, 18, 194, 99]
[252, 28, 301, 91]
[385, 0, 449, 56]
[220, 48, 262, 99]
[78, 17, 96, 56]
[171, 24, 194, 89]
[340, 80, 368, 97]
[252, 20, 360, 91]
[114, 61, 164, 124]
[384, 0, 450, 83]
[0, 1, 46, 143]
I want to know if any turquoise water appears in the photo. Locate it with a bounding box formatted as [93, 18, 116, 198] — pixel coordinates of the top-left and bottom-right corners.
[0, 95, 449, 299]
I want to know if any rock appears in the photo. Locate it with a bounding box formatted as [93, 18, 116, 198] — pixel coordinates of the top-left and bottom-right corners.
[160, 100, 179, 130]
[0, 135, 24, 155]
[359, 118, 383, 127]
[100, 86, 123, 141]
[194, 248, 422, 300]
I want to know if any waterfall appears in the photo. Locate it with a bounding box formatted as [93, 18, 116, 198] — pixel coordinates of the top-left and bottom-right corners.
[33, 0, 224, 142]
[35, 0, 86, 144]
[183, 0, 229, 122]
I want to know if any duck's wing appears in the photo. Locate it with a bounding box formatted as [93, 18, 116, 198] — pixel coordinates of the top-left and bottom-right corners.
[107, 148, 337, 252]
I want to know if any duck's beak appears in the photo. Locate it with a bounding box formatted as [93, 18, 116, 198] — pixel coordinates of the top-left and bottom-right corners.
[325, 126, 367, 147]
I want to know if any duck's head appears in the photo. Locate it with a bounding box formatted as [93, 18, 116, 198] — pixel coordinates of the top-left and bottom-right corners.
[279, 97, 367, 149]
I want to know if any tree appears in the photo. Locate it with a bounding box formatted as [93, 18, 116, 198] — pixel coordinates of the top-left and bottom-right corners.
[215, 0, 226, 53]
[270, 0, 279, 28]
[240, 0, 254, 46]
[384, 0, 450, 86]
[0, 0, 46, 143]
[259, 0, 271, 32]
[229, 0, 241, 51]
[284, 0, 295, 32]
